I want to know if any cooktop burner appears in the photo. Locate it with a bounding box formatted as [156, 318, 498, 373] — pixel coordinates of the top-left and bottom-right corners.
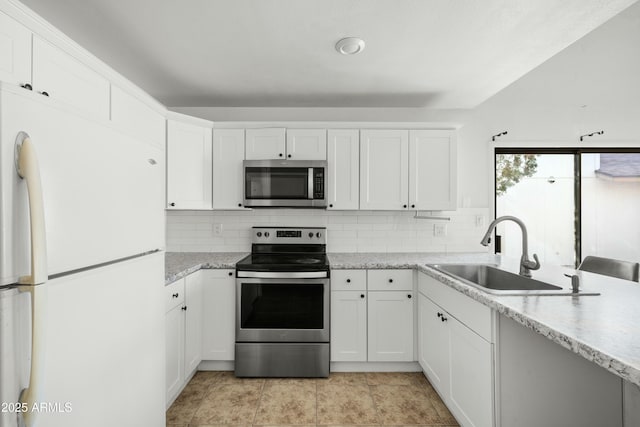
[236, 227, 329, 273]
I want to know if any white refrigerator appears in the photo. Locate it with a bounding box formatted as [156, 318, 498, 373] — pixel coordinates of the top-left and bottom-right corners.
[0, 82, 165, 427]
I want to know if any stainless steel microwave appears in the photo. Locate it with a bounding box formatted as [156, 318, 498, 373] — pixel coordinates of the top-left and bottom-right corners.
[243, 160, 327, 208]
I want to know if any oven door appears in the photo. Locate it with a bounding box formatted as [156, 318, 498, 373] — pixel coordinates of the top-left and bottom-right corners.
[236, 276, 330, 343]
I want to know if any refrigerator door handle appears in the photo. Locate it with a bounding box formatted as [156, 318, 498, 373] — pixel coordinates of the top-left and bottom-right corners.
[15, 131, 48, 285]
[15, 131, 48, 427]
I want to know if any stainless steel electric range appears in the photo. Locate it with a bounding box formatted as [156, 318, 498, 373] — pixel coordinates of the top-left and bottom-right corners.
[235, 226, 330, 378]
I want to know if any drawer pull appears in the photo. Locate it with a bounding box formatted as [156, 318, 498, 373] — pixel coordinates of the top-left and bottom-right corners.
[388, 279, 393, 283]
[182, 306, 187, 311]
[360, 294, 365, 299]
[228, 272, 233, 276]
[441, 316, 448, 322]
[172, 293, 179, 298]
[407, 294, 412, 299]
[346, 279, 351, 283]
[437, 312, 442, 317]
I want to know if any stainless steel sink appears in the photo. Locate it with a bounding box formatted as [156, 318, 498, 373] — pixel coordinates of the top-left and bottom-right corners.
[428, 264, 598, 296]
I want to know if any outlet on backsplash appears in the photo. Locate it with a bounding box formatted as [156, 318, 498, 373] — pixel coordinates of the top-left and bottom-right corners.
[213, 223, 224, 236]
[433, 223, 447, 237]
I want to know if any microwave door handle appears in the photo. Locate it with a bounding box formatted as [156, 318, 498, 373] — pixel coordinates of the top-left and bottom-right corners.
[308, 168, 314, 199]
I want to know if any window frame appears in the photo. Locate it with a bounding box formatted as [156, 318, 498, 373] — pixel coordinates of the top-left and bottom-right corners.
[494, 147, 640, 267]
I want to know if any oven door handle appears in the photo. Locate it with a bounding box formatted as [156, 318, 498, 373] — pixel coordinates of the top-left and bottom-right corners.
[237, 271, 329, 279]
[308, 167, 314, 199]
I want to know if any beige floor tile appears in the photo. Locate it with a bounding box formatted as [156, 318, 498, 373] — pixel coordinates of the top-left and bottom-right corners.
[370, 385, 442, 425]
[192, 382, 263, 425]
[254, 380, 317, 424]
[366, 372, 423, 386]
[189, 371, 222, 387]
[166, 395, 201, 425]
[316, 372, 368, 385]
[216, 371, 267, 385]
[317, 383, 380, 425]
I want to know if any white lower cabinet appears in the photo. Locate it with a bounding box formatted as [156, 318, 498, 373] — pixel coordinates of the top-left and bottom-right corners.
[331, 269, 415, 362]
[331, 290, 367, 362]
[201, 269, 236, 360]
[184, 271, 203, 375]
[418, 272, 494, 427]
[165, 279, 185, 404]
[165, 271, 205, 405]
[368, 290, 414, 361]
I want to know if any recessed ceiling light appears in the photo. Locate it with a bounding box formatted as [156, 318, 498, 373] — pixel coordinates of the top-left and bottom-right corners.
[335, 37, 365, 55]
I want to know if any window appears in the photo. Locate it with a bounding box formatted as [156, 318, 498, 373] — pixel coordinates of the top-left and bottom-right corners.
[495, 148, 640, 267]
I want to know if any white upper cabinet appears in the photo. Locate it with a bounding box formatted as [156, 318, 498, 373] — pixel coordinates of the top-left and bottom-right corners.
[212, 129, 246, 209]
[167, 119, 213, 210]
[0, 11, 31, 86]
[409, 130, 457, 210]
[245, 128, 286, 160]
[245, 128, 326, 160]
[327, 129, 359, 210]
[360, 130, 409, 210]
[110, 85, 166, 149]
[32, 36, 110, 120]
[286, 129, 327, 160]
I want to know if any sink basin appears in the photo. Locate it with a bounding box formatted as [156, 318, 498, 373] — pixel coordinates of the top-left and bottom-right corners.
[428, 264, 594, 295]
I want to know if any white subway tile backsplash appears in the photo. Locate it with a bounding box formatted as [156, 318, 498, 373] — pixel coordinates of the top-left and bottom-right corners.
[166, 208, 490, 253]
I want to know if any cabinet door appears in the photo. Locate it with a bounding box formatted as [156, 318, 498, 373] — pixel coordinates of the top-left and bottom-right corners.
[245, 128, 286, 160]
[331, 291, 367, 362]
[418, 293, 449, 396]
[409, 130, 457, 210]
[368, 290, 414, 361]
[184, 272, 203, 376]
[448, 317, 493, 427]
[201, 270, 236, 360]
[360, 130, 409, 210]
[167, 120, 213, 209]
[327, 129, 359, 210]
[0, 11, 31, 86]
[212, 129, 246, 209]
[32, 36, 110, 120]
[165, 303, 185, 403]
[286, 129, 327, 160]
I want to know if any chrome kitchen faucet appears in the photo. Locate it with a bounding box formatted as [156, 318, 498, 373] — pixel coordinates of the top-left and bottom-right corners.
[480, 216, 540, 277]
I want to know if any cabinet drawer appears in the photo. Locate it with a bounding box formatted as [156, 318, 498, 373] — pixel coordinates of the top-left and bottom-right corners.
[418, 272, 492, 342]
[331, 269, 367, 291]
[165, 279, 185, 313]
[367, 269, 413, 291]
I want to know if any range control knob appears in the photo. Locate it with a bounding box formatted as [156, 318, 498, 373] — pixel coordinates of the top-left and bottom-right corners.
[316, 232, 322, 238]
[257, 232, 262, 237]
[264, 232, 270, 238]
[308, 232, 313, 238]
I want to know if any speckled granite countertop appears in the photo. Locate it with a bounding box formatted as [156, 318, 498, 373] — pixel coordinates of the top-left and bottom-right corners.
[328, 252, 500, 269]
[165, 252, 248, 284]
[416, 258, 640, 387]
[166, 251, 640, 386]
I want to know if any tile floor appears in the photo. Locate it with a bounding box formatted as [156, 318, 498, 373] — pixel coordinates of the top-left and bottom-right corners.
[166, 371, 459, 426]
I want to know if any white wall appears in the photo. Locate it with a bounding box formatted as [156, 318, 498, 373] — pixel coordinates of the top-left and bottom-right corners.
[167, 3, 640, 255]
[166, 208, 489, 253]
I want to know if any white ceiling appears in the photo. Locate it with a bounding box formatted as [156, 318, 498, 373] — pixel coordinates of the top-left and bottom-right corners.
[18, 0, 638, 108]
